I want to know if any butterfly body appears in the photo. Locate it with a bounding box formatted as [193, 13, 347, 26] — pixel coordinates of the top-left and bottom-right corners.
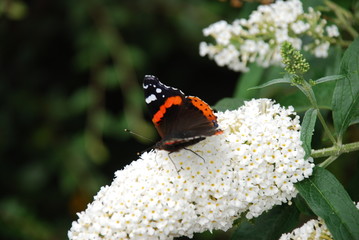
[143, 75, 222, 152]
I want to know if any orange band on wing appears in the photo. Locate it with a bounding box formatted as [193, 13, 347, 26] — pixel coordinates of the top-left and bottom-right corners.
[152, 96, 182, 124]
[187, 96, 217, 121]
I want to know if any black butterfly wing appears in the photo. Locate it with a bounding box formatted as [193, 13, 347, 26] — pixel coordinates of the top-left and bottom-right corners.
[143, 75, 186, 138]
[143, 75, 222, 152]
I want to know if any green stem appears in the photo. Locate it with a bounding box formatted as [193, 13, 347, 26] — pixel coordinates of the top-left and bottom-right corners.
[311, 141, 359, 167]
[319, 156, 338, 168]
[339, 40, 352, 48]
[316, 110, 337, 145]
[297, 80, 337, 145]
[319, 155, 339, 168]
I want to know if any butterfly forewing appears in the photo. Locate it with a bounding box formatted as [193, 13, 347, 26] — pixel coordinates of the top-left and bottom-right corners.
[143, 75, 185, 120]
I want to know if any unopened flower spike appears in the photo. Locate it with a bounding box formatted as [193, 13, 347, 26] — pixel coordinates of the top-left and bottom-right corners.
[281, 41, 310, 84]
[68, 99, 314, 240]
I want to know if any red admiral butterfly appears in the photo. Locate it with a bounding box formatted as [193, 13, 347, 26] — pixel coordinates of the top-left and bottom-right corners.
[143, 75, 223, 153]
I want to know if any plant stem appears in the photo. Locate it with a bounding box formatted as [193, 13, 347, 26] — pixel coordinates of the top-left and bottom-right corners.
[297, 80, 337, 145]
[319, 155, 339, 168]
[311, 141, 359, 167]
[316, 110, 337, 145]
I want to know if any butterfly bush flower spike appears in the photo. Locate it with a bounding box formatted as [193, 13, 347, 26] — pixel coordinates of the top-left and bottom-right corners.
[200, 0, 340, 72]
[68, 98, 314, 240]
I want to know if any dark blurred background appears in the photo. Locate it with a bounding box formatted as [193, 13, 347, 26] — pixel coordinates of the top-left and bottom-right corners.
[0, 0, 358, 240]
[0, 0, 242, 239]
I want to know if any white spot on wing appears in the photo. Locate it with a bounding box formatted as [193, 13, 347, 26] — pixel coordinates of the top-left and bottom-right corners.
[145, 94, 157, 104]
[156, 88, 162, 93]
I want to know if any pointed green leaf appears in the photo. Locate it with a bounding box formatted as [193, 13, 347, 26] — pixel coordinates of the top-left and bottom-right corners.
[231, 204, 299, 240]
[300, 108, 317, 159]
[332, 38, 359, 139]
[295, 167, 359, 240]
[248, 77, 291, 91]
[314, 74, 345, 85]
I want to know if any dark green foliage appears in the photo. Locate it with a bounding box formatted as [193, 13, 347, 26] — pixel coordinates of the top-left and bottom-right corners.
[0, 1, 239, 239]
[231, 204, 299, 240]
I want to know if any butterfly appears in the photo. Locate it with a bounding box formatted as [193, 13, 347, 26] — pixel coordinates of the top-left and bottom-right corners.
[143, 75, 222, 153]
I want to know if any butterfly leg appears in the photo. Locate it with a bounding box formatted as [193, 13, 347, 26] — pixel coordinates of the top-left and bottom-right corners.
[167, 152, 180, 174]
[183, 147, 205, 163]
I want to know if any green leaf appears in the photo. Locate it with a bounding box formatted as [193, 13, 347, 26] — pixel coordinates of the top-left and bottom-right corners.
[332, 38, 359, 139]
[313, 80, 336, 109]
[231, 204, 299, 240]
[300, 108, 317, 159]
[214, 98, 244, 111]
[295, 167, 359, 240]
[314, 74, 345, 85]
[234, 63, 264, 99]
[248, 76, 291, 91]
[293, 195, 313, 216]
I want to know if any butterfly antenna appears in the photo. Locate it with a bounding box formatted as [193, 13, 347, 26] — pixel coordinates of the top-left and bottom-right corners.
[184, 147, 205, 163]
[124, 129, 156, 157]
[124, 129, 154, 142]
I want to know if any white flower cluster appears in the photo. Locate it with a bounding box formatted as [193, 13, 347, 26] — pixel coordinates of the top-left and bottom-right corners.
[200, 0, 340, 72]
[279, 219, 332, 240]
[279, 202, 359, 240]
[68, 99, 314, 240]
